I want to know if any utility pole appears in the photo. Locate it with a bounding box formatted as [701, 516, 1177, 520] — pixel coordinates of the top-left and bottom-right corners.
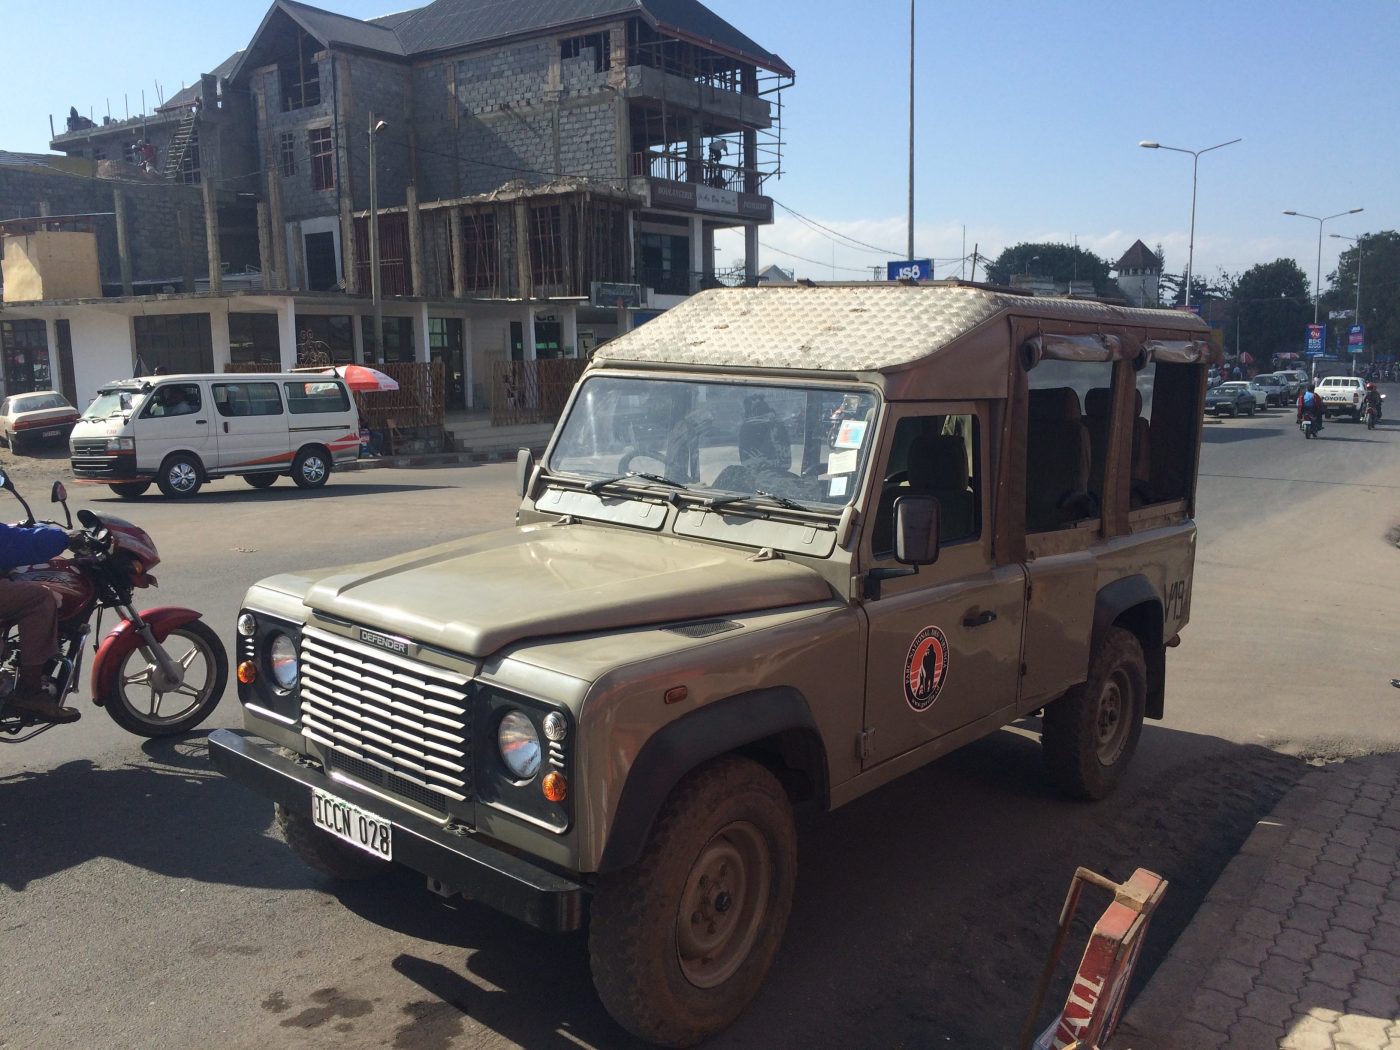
[906, 0, 915, 263]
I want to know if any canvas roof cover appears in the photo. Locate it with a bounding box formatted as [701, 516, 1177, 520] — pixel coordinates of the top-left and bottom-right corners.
[592, 284, 1211, 374]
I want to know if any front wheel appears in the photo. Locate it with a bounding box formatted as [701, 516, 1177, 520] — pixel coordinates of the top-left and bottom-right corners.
[156, 453, 203, 498]
[109, 481, 152, 499]
[102, 620, 228, 737]
[1041, 627, 1147, 800]
[292, 447, 330, 489]
[589, 756, 797, 1048]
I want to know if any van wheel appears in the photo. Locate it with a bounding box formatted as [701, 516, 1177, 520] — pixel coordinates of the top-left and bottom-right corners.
[109, 481, 151, 499]
[243, 473, 278, 489]
[589, 756, 796, 1048]
[276, 804, 389, 881]
[292, 447, 330, 489]
[1041, 626, 1146, 801]
[156, 453, 203, 498]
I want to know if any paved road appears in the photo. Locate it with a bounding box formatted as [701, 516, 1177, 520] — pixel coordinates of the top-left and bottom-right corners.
[2, 393, 1397, 1050]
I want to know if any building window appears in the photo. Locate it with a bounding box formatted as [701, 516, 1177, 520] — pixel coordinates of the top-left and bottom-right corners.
[361, 316, 414, 363]
[561, 32, 611, 73]
[461, 209, 498, 293]
[0, 320, 51, 395]
[228, 313, 282, 365]
[280, 46, 322, 111]
[639, 231, 692, 296]
[133, 313, 214, 375]
[309, 128, 334, 191]
[296, 314, 354, 364]
[279, 132, 297, 177]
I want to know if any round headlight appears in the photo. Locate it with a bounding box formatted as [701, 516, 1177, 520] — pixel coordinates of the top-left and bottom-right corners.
[268, 632, 299, 690]
[498, 710, 542, 779]
[237, 613, 257, 637]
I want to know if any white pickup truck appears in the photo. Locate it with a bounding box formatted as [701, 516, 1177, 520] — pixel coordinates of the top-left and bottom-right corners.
[1317, 375, 1366, 421]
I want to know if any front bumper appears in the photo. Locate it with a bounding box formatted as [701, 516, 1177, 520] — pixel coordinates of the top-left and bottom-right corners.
[208, 728, 586, 932]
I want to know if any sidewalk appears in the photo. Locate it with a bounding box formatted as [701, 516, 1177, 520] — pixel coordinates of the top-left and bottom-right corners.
[339, 446, 541, 471]
[1116, 754, 1400, 1050]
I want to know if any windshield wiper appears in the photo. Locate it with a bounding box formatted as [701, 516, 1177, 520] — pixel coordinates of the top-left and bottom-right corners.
[584, 471, 691, 495]
[705, 489, 808, 511]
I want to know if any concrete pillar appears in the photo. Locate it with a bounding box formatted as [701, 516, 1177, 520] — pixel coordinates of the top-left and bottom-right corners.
[687, 122, 703, 184]
[743, 129, 758, 196]
[406, 184, 425, 296]
[256, 202, 273, 289]
[702, 225, 715, 282]
[351, 310, 366, 364]
[289, 220, 305, 290]
[462, 317, 474, 409]
[689, 215, 704, 294]
[276, 297, 297, 370]
[339, 196, 358, 295]
[449, 207, 466, 299]
[202, 179, 222, 295]
[744, 225, 758, 284]
[514, 200, 531, 300]
[267, 170, 288, 290]
[415, 302, 430, 363]
[210, 299, 232, 371]
[563, 306, 578, 359]
[179, 205, 197, 293]
[524, 307, 537, 362]
[112, 189, 134, 296]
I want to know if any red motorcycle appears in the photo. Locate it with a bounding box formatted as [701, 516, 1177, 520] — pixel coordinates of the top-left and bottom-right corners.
[0, 471, 227, 742]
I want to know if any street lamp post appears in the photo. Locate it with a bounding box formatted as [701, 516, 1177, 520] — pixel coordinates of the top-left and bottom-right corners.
[1283, 207, 1363, 376]
[1330, 232, 1366, 373]
[1139, 137, 1241, 310]
[368, 113, 389, 365]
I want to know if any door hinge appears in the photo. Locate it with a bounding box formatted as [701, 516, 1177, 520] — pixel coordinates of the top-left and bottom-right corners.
[858, 728, 875, 760]
[1020, 662, 1028, 677]
[1026, 581, 1034, 601]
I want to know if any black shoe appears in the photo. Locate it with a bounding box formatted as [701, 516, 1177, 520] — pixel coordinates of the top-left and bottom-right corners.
[8, 691, 81, 724]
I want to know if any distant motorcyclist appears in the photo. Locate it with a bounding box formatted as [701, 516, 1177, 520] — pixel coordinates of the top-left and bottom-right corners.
[1364, 382, 1382, 421]
[1297, 380, 1325, 434]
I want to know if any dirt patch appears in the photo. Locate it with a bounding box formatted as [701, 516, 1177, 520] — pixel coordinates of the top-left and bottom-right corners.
[0, 445, 74, 502]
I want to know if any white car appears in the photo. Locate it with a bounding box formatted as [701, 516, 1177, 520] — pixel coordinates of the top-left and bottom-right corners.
[1219, 380, 1268, 410]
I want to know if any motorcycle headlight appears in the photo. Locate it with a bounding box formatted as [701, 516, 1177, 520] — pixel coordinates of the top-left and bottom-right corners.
[268, 632, 299, 690]
[497, 710, 542, 780]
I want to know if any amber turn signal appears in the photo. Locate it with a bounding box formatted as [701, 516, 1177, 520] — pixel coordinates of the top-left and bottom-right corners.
[237, 660, 257, 684]
[542, 771, 568, 802]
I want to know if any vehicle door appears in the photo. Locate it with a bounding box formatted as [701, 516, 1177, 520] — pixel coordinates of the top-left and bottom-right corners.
[210, 380, 290, 472]
[282, 378, 359, 463]
[859, 404, 1026, 767]
[134, 382, 212, 471]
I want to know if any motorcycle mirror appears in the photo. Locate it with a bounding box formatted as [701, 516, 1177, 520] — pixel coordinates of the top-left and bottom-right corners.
[52, 481, 67, 503]
[0, 471, 8, 490]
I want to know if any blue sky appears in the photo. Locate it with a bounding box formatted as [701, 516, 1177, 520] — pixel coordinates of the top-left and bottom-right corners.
[5, 0, 1396, 292]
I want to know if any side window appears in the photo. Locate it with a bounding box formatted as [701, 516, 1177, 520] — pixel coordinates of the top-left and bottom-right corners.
[140, 383, 203, 419]
[1025, 360, 1111, 532]
[871, 413, 980, 556]
[213, 382, 283, 417]
[284, 380, 351, 414]
[1135, 362, 1199, 505]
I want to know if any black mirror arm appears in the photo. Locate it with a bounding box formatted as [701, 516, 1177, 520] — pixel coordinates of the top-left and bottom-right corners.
[863, 565, 918, 601]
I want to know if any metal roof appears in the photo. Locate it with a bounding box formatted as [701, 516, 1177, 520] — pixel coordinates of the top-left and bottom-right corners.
[593, 284, 1210, 374]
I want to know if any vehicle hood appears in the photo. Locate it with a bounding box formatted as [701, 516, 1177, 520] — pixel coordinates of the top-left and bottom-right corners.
[297, 523, 834, 658]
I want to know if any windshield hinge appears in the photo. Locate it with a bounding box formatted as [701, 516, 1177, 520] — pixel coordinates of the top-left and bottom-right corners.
[551, 515, 579, 527]
[748, 547, 781, 562]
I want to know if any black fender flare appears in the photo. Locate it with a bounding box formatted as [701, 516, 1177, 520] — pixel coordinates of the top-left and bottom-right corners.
[1094, 575, 1166, 719]
[598, 687, 826, 874]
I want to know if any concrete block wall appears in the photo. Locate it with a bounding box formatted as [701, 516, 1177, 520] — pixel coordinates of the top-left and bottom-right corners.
[252, 60, 340, 222]
[342, 53, 414, 213]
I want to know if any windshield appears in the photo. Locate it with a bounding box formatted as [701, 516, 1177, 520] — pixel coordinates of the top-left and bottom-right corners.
[549, 375, 881, 509]
[83, 390, 142, 419]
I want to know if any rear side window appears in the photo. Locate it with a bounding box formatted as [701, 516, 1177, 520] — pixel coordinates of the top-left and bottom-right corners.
[284, 380, 351, 414]
[213, 382, 284, 417]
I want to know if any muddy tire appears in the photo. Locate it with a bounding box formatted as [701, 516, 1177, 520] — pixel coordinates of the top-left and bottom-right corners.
[276, 804, 390, 881]
[1042, 626, 1146, 801]
[589, 756, 797, 1048]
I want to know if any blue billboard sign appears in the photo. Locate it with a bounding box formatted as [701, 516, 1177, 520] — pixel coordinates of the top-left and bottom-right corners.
[1305, 323, 1326, 357]
[1347, 324, 1365, 354]
[887, 259, 933, 281]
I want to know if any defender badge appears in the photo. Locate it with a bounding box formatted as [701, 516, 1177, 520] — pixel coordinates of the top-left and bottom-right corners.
[359, 628, 410, 656]
[903, 626, 949, 712]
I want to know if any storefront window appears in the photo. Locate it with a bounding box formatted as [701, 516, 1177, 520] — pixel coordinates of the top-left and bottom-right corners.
[133, 313, 214, 375]
[1, 320, 51, 395]
[296, 314, 354, 364]
[361, 316, 415, 363]
[229, 313, 282, 365]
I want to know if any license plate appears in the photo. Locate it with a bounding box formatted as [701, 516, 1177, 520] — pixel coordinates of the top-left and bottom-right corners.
[311, 787, 393, 860]
[42, 429, 62, 438]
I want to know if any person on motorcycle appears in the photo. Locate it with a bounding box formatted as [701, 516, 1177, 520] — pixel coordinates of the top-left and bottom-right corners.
[1297, 380, 1325, 434]
[1364, 382, 1382, 421]
[0, 520, 81, 723]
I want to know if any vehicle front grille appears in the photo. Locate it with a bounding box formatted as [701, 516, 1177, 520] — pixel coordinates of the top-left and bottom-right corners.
[71, 440, 109, 455]
[299, 625, 473, 811]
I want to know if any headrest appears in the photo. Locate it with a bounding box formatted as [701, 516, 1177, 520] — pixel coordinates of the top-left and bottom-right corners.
[908, 433, 968, 492]
[1084, 387, 1113, 418]
[1028, 386, 1083, 422]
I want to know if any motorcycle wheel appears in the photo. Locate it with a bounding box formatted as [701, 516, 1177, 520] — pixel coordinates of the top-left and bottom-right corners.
[103, 621, 229, 737]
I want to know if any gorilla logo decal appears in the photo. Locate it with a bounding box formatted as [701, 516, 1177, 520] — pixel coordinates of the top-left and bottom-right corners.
[903, 626, 950, 712]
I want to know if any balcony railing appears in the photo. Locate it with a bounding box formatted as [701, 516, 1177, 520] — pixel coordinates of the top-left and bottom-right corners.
[637, 267, 751, 297]
[629, 150, 772, 194]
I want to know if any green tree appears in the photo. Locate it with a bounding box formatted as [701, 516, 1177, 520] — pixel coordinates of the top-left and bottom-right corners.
[1320, 230, 1400, 361]
[983, 242, 1112, 295]
[1232, 259, 1311, 362]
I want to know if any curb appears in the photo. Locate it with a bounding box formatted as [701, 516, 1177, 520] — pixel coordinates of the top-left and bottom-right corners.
[1111, 769, 1326, 1049]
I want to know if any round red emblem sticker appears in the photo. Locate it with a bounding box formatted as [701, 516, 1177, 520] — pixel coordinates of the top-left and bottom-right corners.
[903, 626, 950, 712]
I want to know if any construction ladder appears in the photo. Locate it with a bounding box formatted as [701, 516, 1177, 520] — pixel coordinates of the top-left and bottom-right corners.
[162, 111, 198, 181]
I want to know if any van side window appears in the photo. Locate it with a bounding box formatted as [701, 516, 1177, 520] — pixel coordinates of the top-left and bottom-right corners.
[1024, 359, 1111, 532]
[1135, 362, 1198, 505]
[284, 381, 351, 414]
[871, 413, 979, 555]
[213, 382, 283, 417]
[140, 384, 202, 418]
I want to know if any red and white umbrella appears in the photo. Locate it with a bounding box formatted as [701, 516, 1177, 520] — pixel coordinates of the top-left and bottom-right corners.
[332, 364, 399, 392]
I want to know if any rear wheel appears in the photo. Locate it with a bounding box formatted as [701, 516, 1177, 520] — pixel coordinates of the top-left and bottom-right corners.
[1042, 627, 1146, 801]
[102, 620, 228, 736]
[156, 453, 203, 498]
[242, 473, 278, 489]
[590, 756, 797, 1047]
[9, 433, 26, 455]
[276, 804, 390, 881]
[108, 481, 152, 499]
[292, 446, 330, 489]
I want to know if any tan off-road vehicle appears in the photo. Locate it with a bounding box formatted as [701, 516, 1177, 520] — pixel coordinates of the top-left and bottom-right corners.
[211, 283, 1214, 1047]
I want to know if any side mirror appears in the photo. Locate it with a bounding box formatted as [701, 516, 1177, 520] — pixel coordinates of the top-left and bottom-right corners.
[516, 448, 535, 500]
[51, 481, 67, 504]
[894, 494, 940, 566]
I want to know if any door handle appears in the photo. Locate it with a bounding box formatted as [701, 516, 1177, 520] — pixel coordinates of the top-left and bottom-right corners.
[223, 421, 229, 433]
[195, 419, 206, 425]
[962, 609, 997, 628]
